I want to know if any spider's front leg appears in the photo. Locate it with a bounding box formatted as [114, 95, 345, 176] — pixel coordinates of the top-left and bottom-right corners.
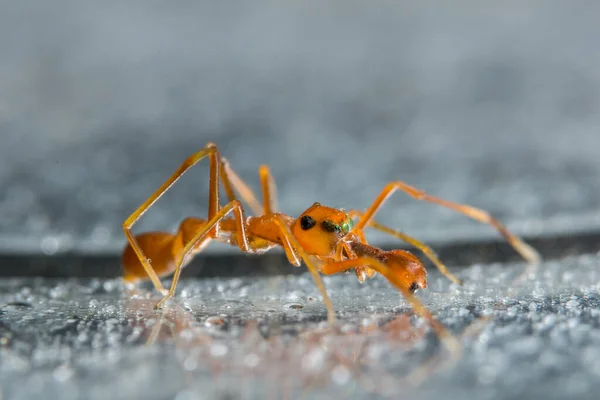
[354, 181, 540, 264]
[320, 254, 459, 355]
[273, 216, 337, 326]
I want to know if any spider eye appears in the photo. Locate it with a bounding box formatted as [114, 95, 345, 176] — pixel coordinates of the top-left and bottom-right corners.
[341, 218, 354, 234]
[300, 215, 316, 230]
[321, 220, 341, 233]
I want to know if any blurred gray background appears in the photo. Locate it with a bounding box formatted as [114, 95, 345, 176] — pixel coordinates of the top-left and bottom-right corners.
[1, 0, 600, 257]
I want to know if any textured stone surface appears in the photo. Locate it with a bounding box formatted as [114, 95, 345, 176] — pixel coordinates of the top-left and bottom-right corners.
[1, 254, 600, 400]
[1, 1, 600, 255]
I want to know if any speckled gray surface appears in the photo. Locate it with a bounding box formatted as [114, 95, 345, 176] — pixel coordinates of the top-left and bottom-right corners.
[1, 1, 600, 255]
[2, 254, 600, 400]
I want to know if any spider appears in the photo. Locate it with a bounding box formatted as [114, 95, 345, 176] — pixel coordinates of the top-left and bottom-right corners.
[122, 143, 539, 347]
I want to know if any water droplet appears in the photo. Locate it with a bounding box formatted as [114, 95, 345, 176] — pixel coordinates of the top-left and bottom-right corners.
[302, 348, 325, 372]
[331, 364, 351, 385]
[229, 278, 244, 289]
[104, 306, 117, 315]
[41, 236, 60, 255]
[53, 364, 74, 382]
[103, 280, 117, 292]
[566, 299, 579, 309]
[209, 343, 228, 357]
[244, 353, 260, 368]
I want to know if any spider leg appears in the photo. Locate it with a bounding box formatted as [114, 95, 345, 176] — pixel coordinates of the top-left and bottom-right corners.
[123, 143, 221, 295]
[219, 159, 279, 216]
[321, 256, 461, 355]
[354, 181, 540, 264]
[273, 216, 336, 325]
[259, 164, 278, 214]
[219, 157, 263, 216]
[154, 199, 250, 309]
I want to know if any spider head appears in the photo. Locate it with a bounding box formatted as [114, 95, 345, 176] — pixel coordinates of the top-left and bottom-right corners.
[291, 202, 354, 257]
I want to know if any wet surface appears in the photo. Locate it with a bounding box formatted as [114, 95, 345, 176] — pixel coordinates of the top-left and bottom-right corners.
[2, 254, 600, 400]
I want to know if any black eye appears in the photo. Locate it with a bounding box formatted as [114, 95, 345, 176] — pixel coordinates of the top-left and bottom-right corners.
[300, 215, 316, 230]
[321, 220, 341, 233]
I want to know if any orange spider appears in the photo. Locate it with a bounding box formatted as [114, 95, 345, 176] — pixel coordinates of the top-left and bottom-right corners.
[121, 143, 540, 348]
